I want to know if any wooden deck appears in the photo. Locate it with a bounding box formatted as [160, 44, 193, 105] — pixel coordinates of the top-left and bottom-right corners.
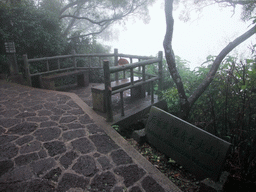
[66, 83, 167, 127]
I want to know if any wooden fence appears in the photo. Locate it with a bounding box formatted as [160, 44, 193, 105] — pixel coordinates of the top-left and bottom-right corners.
[104, 51, 163, 121]
[23, 48, 156, 87]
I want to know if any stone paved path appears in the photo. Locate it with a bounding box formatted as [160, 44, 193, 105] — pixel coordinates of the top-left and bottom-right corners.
[0, 81, 181, 192]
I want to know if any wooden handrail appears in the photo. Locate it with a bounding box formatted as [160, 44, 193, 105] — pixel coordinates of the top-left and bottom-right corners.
[27, 53, 115, 62]
[111, 76, 159, 95]
[117, 53, 155, 60]
[109, 58, 160, 73]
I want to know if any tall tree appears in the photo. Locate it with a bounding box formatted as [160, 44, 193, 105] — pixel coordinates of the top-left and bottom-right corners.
[163, 0, 256, 119]
[56, 0, 155, 39]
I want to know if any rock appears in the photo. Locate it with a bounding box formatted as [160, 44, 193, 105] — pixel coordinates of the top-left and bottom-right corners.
[34, 127, 61, 141]
[62, 129, 85, 141]
[0, 160, 14, 177]
[30, 158, 56, 176]
[71, 138, 95, 154]
[43, 141, 66, 157]
[90, 171, 116, 192]
[131, 128, 147, 144]
[89, 134, 119, 154]
[14, 153, 39, 166]
[114, 165, 146, 187]
[72, 156, 97, 177]
[0, 143, 19, 160]
[97, 156, 112, 170]
[43, 167, 62, 182]
[59, 116, 77, 124]
[60, 151, 78, 169]
[7, 122, 37, 135]
[141, 176, 165, 192]
[57, 173, 89, 192]
[110, 149, 133, 165]
[20, 141, 41, 154]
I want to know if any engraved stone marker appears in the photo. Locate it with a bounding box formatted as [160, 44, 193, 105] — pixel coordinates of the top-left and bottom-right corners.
[145, 106, 231, 181]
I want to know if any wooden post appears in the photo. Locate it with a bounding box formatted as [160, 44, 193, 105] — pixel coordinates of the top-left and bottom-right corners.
[5, 42, 18, 75]
[104, 60, 113, 122]
[123, 69, 126, 79]
[114, 48, 118, 81]
[130, 68, 134, 85]
[23, 54, 32, 87]
[158, 51, 163, 98]
[142, 65, 146, 81]
[138, 58, 141, 72]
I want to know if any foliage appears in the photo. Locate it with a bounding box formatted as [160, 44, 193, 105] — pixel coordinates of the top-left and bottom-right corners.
[0, 0, 66, 74]
[0, 1, 66, 57]
[161, 56, 196, 115]
[163, 54, 256, 183]
[0, 0, 113, 77]
[191, 56, 256, 182]
[66, 35, 111, 54]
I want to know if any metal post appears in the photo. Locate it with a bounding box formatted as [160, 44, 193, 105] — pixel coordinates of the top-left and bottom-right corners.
[23, 54, 32, 86]
[104, 60, 113, 122]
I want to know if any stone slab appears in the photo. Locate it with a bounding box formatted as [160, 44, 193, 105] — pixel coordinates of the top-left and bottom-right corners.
[145, 106, 231, 181]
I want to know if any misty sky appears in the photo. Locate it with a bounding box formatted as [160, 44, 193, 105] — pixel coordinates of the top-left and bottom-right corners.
[104, 1, 255, 70]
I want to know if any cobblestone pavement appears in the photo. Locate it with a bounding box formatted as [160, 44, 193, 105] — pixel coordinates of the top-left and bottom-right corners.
[0, 81, 180, 192]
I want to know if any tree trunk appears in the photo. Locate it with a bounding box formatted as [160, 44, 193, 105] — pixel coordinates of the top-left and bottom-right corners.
[163, 0, 190, 119]
[163, 0, 256, 120]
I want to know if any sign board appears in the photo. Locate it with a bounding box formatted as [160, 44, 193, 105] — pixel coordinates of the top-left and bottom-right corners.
[145, 106, 231, 181]
[5, 42, 16, 53]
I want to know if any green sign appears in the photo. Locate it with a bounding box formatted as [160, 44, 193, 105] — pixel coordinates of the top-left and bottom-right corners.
[145, 106, 231, 181]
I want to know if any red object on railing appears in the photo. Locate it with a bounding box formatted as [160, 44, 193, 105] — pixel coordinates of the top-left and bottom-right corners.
[118, 58, 129, 65]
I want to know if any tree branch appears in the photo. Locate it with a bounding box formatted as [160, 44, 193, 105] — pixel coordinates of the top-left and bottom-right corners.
[59, 1, 79, 16]
[59, 14, 122, 26]
[188, 24, 256, 106]
[59, 0, 140, 37]
[214, 0, 256, 6]
[67, 22, 112, 39]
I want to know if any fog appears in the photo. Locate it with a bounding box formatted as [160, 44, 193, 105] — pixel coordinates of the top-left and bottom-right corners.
[104, 1, 255, 70]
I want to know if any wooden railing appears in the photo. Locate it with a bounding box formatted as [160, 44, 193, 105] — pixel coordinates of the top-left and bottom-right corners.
[23, 49, 163, 121]
[104, 51, 163, 122]
[23, 48, 156, 87]
[23, 50, 113, 87]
